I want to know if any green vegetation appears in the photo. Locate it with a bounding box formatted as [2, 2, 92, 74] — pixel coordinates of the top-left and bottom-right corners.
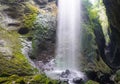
[93, 57, 111, 73]
[0, 0, 61, 84]
[32, 24, 49, 58]
[81, 0, 111, 74]
[0, 1, 58, 82]
[0, 74, 59, 84]
[81, 23, 111, 73]
[83, 0, 110, 45]
[114, 70, 120, 83]
[0, 53, 34, 76]
[0, 28, 36, 76]
[23, 3, 39, 28]
[0, 26, 58, 83]
[85, 80, 99, 84]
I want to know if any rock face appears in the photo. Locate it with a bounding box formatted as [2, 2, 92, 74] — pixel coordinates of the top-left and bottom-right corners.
[0, 0, 59, 83]
[0, 0, 39, 77]
[32, 13, 57, 64]
[34, 0, 56, 8]
[29, 0, 57, 68]
[101, 0, 120, 69]
[73, 77, 83, 84]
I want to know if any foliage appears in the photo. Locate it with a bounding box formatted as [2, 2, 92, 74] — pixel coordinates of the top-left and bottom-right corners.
[81, 23, 97, 62]
[32, 24, 49, 57]
[81, 0, 111, 74]
[83, 0, 110, 45]
[33, 24, 48, 42]
[81, 23, 111, 73]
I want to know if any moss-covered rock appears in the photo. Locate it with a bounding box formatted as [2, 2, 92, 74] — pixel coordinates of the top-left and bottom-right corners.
[114, 70, 120, 83]
[103, 0, 120, 69]
[0, 0, 59, 84]
[29, 74, 58, 84]
[0, 5, 38, 82]
[0, 74, 59, 84]
[23, 3, 39, 28]
[81, 0, 112, 73]
[86, 80, 99, 84]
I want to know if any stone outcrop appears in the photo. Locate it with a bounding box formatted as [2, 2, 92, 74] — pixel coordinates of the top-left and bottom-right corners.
[0, 0, 60, 83]
[101, 0, 120, 69]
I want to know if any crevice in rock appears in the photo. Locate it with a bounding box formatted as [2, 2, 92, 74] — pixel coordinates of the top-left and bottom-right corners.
[8, 23, 21, 27]
[27, 37, 33, 41]
[18, 28, 29, 35]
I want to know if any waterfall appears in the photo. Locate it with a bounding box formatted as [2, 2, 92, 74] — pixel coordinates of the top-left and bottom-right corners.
[56, 0, 82, 72]
[45, 0, 84, 83]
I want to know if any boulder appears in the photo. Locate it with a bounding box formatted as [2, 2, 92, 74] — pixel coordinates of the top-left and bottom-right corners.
[73, 77, 83, 84]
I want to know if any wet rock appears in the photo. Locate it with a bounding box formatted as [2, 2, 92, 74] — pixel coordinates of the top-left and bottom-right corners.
[0, 40, 6, 47]
[85, 71, 99, 81]
[56, 0, 58, 5]
[73, 77, 83, 84]
[60, 70, 71, 78]
[99, 73, 114, 84]
[34, 0, 55, 5]
[114, 70, 120, 82]
[48, 0, 54, 2]
[65, 70, 71, 75]
[0, 47, 12, 57]
[27, 37, 33, 41]
[32, 13, 56, 62]
[34, 0, 48, 7]
[86, 70, 114, 84]
[101, 0, 120, 69]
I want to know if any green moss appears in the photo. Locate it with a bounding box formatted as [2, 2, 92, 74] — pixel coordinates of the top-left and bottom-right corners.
[30, 24, 49, 58]
[0, 53, 35, 76]
[93, 57, 111, 73]
[0, 77, 8, 84]
[0, 27, 37, 76]
[0, 27, 58, 83]
[23, 13, 37, 28]
[23, 3, 39, 28]
[114, 70, 120, 82]
[15, 77, 25, 84]
[29, 74, 59, 84]
[0, 74, 59, 84]
[26, 3, 39, 14]
[0, 1, 59, 84]
[85, 80, 99, 84]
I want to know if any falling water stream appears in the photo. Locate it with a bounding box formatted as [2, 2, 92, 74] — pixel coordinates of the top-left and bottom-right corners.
[56, 0, 81, 71]
[45, 0, 84, 83]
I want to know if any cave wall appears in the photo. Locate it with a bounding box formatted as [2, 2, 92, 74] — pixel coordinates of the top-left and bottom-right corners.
[103, 0, 120, 69]
[103, 0, 120, 32]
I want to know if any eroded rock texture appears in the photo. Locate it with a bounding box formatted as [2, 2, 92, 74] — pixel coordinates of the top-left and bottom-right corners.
[102, 0, 120, 69]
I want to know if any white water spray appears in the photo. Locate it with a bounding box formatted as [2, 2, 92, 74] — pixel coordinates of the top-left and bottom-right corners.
[56, 0, 82, 72]
[45, 0, 84, 83]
